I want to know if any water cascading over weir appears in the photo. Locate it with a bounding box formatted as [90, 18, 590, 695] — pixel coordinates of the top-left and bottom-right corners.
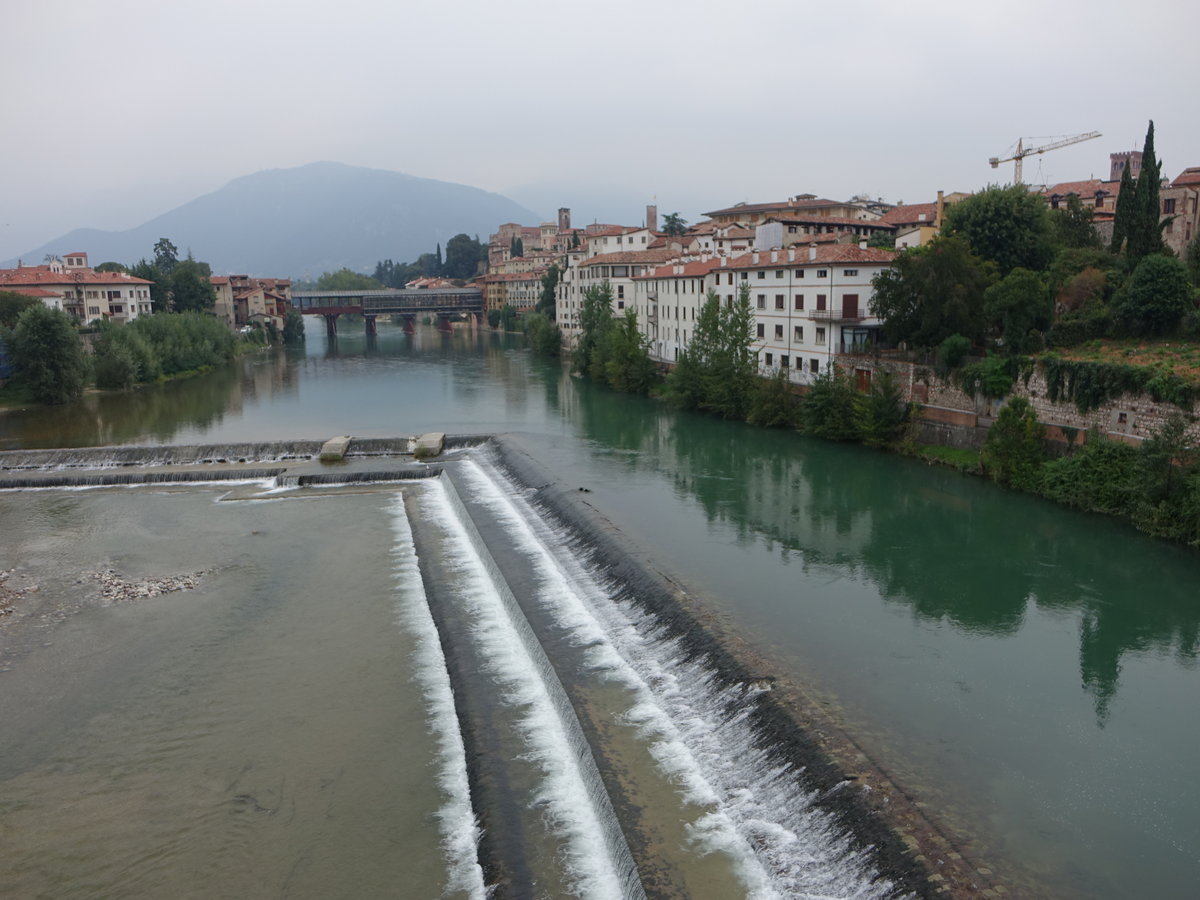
[0, 435, 943, 898]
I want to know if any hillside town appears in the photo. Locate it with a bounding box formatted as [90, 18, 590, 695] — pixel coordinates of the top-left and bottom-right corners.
[481, 146, 1199, 388]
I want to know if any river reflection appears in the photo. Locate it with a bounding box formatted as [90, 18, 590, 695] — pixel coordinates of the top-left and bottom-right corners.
[3, 321, 1199, 898]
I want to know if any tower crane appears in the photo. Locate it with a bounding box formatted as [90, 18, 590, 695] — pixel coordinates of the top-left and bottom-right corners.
[989, 131, 1102, 184]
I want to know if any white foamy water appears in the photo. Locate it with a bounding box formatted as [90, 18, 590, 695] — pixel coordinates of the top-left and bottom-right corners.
[416, 477, 637, 900]
[388, 496, 488, 900]
[456, 455, 903, 900]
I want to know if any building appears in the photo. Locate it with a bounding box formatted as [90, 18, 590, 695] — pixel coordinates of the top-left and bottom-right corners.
[210, 275, 292, 330]
[0, 253, 153, 324]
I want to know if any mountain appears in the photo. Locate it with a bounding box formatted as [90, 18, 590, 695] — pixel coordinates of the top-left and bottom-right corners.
[3, 163, 544, 278]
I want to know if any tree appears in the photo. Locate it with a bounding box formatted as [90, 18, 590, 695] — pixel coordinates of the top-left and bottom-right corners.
[443, 233, 487, 280]
[984, 267, 1052, 355]
[510, 236, 524, 259]
[867, 232, 896, 250]
[1127, 120, 1166, 265]
[128, 260, 170, 313]
[316, 268, 381, 290]
[523, 312, 561, 357]
[9, 305, 87, 404]
[435, 242, 443, 275]
[747, 368, 799, 428]
[869, 237, 996, 349]
[1110, 157, 1136, 254]
[1187, 235, 1200, 287]
[858, 370, 908, 447]
[282, 308, 306, 344]
[1051, 194, 1100, 250]
[0, 290, 39, 329]
[663, 285, 756, 419]
[981, 396, 1045, 491]
[537, 264, 560, 318]
[1112, 254, 1193, 336]
[153, 237, 179, 275]
[798, 369, 860, 441]
[94, 261, 128, 273]
[941, 183, 1056, 275]
[662, 212, 688, 236]
[170, 258, 216, 313]
[575, 281, 615, 376]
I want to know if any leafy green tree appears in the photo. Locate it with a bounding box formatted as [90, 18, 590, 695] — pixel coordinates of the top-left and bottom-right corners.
[92, 319, 159, 389]
[867, 232, 896, 250]
[858, 370, 908, 447]
[869, 237, 996, 349]
[798, 369, 860, 441]
[1112, 254, 1193, 336]
[128, 260, 169, 312]
[316, 268, 381, 290]
[981, 396, 1045, 491]
[523, 312, 562, 357]
[170, 258, 216, 313]
[575, 281, 615, 376]
[1186, 235, 1200, 287]
[509, 236, 524, 259]
[443, 233, 486, 279]
[282, 308, 306, 344]
[1051, 194, 1100, 250]
[935, 334, 972, 375]
[0, 290, 39, 329]
[498, 304, 518, 331]
[9, 305, 87, 404]
[153, 237, 179, 274]
[599, 310, 657, 393]
[94, 261, 128, 273]
[747, 368, 799, 428]
[487, 308, 502, 328]
[537, 264, 560, 318]
[663, 285, 757, 418]
[984, 267, 1052, 355]
[942, 184, 1056, 275]
[662, 212, 688, 236]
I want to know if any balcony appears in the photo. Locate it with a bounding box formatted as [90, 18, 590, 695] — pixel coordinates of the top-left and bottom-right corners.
[809, 307, 866, 323]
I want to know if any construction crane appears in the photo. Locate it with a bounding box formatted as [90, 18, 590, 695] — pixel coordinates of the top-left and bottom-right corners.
[989, 131, 1102, 184]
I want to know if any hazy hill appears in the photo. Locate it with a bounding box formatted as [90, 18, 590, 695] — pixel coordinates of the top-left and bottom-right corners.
[4, 162, 543, 278]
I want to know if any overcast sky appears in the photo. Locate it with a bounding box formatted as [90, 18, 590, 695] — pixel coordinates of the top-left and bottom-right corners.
[3, 0, 1198, 261]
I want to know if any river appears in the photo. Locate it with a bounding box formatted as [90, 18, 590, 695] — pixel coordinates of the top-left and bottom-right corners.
[1, 319, 1198, 898]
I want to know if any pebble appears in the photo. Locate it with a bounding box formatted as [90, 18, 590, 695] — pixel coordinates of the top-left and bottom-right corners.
[91, 568, 209, 604]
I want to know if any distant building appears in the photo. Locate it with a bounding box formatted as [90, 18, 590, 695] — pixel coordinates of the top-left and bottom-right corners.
[210, 275, 292, 330]
[0, 252, 153, 324]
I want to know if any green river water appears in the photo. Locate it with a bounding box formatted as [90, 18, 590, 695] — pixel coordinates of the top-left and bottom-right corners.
[1, 320, 1198, 899]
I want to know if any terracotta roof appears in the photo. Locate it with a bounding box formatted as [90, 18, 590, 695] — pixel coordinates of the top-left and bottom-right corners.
[4, 286, 59, 297]
[578, 249, 676, 267]
[0, 265, 152, 286]
[725, 245, 896, 270]
[1172, 167, 1200, 187]
[636, 258, 725, 280]
[704, 198, 844, 217]
[767, 215, 893, 229]
[715, 226, 756, 239]
[210, 276, 231, 284]
[877, 202, 940, 227]
[1042, 179, 1115, 198]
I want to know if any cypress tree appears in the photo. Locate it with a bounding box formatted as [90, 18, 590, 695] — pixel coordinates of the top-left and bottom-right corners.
[1110, 155, 1135, 254]
[1128, 120, 1164, 264]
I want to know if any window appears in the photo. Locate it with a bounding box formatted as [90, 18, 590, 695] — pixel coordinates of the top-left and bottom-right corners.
[788, 225, 797, 233]
[727, 294, 734, 306]
[816, 327, 826, 344]
[794, 270, 804, 278]
[107, 290, 121, 300]
[88, 306, 100, 315]
[86, 290, 98, 298]
[740, 272, 748, 280]
[617, 285, 624, 298]
[757, 271, 766, 279]
[756, 322, 765, 337]
[843, 269, 858, 277]
[617, 301, 625, 309]
[794, 325, 804, 342]
[816, 294, 827, 311]
[764, 352, 773, 366]
[757, 294, 766, 309]
[817, 269, 828, 278]
[774, 324, 783, 339]
[1164, 198, 1177, 214]
[112, 305, 123, 314]
[775, 270, 783, 279]
[781, 355, 789, 368]
[775, 294, 784, 309]
[809, 358, 819, 374]
[794, 294, 804, 310]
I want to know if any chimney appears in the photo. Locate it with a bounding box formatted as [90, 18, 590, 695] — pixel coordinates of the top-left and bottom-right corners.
[935, 190, 945, 228]
[859, 238, 868, 250]
[770, 249, 778, 263]
[752, 251, 760, 264]
[808, 243, 817, 261]
[720, 257, 727, 267]
[787, 248, 795, 262]
[646, 204, 658, 232]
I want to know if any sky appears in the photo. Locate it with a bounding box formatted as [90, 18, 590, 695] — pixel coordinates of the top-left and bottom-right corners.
[3, 0, 1198, 261]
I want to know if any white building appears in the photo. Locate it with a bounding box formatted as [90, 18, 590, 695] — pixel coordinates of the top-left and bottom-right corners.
[0, 253, 153, 324]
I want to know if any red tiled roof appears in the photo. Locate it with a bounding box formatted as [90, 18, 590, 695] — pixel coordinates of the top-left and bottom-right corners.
[704, 198, 844, 217]
[0, 265, 152, 286]
[578, 249, 676, 267]
[1041, 179, 1116, 198]
[4, 286, 58, 297]
[877, 203, 940, 227]
[1172, 167, 1200, 187]
[636, 258, 725, 280]
[767, 215, 892, 229]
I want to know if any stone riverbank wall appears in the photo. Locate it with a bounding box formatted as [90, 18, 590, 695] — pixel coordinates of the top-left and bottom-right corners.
[838, 352, 1200, 451]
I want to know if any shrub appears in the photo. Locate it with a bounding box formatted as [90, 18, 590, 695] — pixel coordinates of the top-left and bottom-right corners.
[981, 396, 1046, 491]
[935, 333, 971, 375]
[799, 370, 860, 441]
[747, 369, 800, 428]
[858, 370, 908, 447]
